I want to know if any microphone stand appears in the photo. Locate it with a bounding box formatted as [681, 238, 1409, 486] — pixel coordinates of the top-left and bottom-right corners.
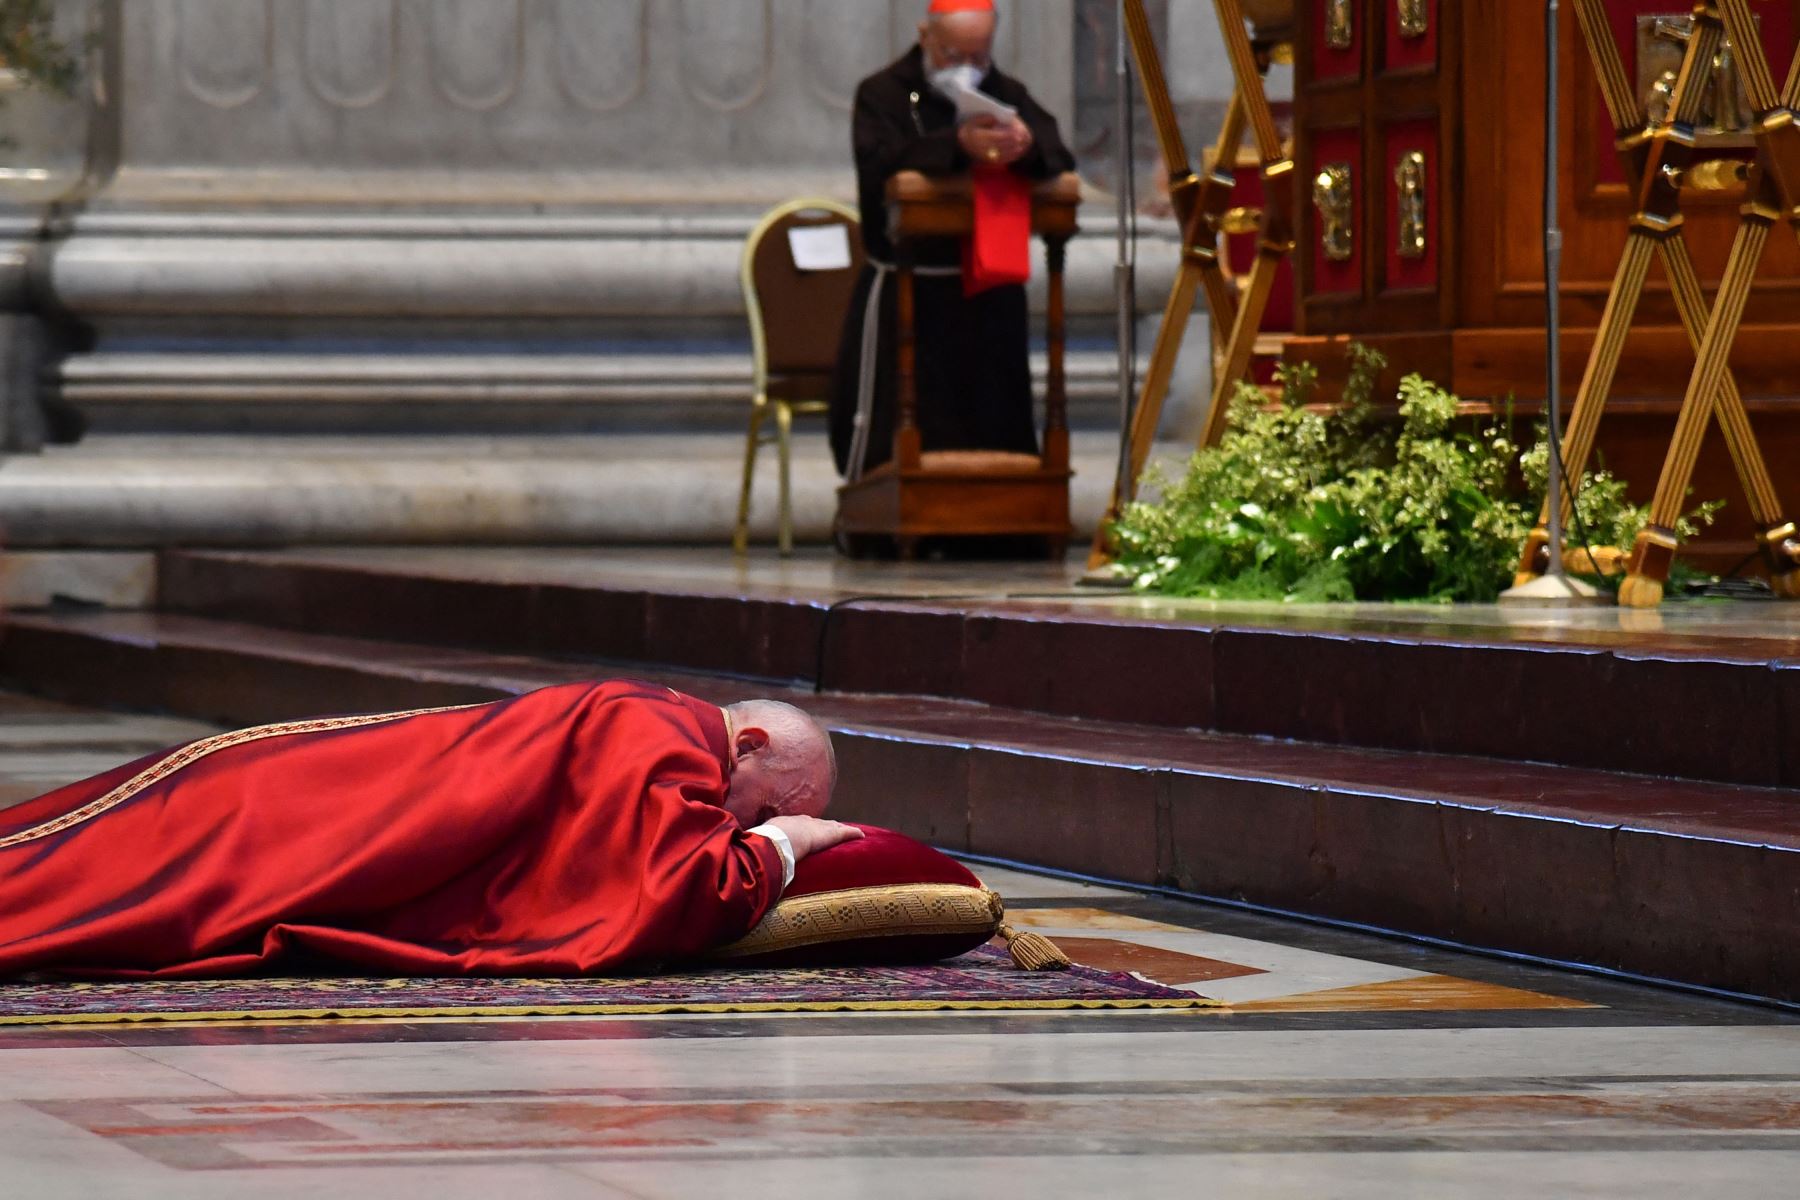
[1502, 0, 1599, 603]
[1082, 0, 1140, 586]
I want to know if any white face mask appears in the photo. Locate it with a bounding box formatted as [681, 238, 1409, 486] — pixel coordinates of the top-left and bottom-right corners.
[928, 62, 985, 98]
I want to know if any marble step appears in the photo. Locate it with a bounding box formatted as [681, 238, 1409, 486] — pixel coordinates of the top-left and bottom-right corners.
[4, 606, 1797, 1005]
[0, 432, 1143, 547]
[64, 347, 1152, 428]
[154, 547, 1800, 791]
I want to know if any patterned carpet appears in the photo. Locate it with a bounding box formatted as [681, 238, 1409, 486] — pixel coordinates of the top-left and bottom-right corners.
[0, 946, 1221, 1026]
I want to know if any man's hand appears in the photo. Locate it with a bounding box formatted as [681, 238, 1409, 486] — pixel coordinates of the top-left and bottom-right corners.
[958, 114, 1033, 167]
[766, 815, 865, 862]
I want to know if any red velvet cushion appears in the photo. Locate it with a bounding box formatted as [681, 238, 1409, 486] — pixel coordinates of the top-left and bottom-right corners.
[785, 824, 982, 897]
[711, 824, 999, 967]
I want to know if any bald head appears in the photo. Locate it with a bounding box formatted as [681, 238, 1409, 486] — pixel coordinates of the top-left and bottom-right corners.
[920, 7, 997, 73]
[721, 700, 837, 828]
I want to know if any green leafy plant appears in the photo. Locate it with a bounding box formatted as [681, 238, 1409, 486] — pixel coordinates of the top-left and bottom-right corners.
[0, 1, 80, 109]
[1110, 344, 1723, 603]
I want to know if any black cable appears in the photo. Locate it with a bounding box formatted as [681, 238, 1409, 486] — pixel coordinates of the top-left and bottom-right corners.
[1721, 549, 1761, 579]
[1554, 442, 1613, 594]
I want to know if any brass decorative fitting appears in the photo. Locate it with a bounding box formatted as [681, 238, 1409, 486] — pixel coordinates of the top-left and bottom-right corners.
[1627, 526, 1680, 580]
[1681, 158, 1750, 190]
[1759, 521, 1798, 544]
[1217, 206, 1263, 235]
[1638, 14, 1758, 142]
[1521, 529, 1551, 575]
[1396, 0, 1428, 40]
[1394, 150, 1427, 259]
[1313, 163, 1354, 262]
[1758, 522, 1800, 566]
[1325, 0, 1353, 50]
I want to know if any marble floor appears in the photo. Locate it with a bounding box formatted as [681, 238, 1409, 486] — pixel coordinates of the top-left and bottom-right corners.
[2, 693, 1797, 1198]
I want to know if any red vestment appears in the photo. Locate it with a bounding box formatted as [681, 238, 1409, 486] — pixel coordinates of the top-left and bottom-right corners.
[0, 681, 784, 979]
[963, 165, 1033, 297]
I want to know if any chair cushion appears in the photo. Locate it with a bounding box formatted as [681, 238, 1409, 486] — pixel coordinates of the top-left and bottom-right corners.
[917, 449, 1045, 474]
[708, 824, 1002, 967]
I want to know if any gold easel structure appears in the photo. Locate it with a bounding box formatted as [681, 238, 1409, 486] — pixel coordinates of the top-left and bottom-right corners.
[1516, 0, 1800, 605]
[1086, 0, 1295, 568]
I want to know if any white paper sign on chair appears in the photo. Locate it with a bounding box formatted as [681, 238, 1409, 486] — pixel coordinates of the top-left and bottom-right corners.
[787, 224, 853, 272]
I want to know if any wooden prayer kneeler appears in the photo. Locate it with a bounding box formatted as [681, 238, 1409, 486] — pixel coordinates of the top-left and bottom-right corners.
[833, 170, 1081, 560]
[1088, 0, 1296, 568]
[1517, 0, 1800, 606]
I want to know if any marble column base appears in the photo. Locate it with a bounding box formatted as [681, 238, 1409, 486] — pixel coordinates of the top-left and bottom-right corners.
[62, 347, 1152, 433]
[0, 432, 1156, 548]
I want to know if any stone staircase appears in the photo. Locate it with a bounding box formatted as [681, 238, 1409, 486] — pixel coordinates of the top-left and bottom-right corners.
[3, 547, 1797, 1005]
[0, 430, 1161, 548]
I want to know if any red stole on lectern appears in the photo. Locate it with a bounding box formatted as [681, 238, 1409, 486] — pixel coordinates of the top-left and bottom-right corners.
[963, 166, 1033, 297]
[0, 681, 784, 979]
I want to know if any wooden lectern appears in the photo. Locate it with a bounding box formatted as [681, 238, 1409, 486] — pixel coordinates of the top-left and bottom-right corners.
[833, 170, 1081, 560]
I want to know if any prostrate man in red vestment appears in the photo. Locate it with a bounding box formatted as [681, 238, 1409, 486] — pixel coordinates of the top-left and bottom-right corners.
[0, 680, 859, 979]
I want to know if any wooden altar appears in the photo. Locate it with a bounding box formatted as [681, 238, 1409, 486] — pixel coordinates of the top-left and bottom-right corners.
[1287, 0, 1800, 571]
[833, 170, 1081, 559]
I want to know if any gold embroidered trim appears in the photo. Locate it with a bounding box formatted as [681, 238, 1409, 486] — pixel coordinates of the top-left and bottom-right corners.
[709, 883, 1005, 960]
[0, 996, 1225, 1026]
[0, 703, 482, 850]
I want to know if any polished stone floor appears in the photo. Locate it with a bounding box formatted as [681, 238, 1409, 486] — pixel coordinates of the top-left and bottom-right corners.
[2, 693, 1797, 1198]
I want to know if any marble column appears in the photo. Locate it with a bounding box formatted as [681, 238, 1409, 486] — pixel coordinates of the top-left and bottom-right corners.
[0, 0, 100, 449]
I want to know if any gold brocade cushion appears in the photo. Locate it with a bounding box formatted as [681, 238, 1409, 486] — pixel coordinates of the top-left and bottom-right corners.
[708, 824, 1006, 967]
[710, 881, 1005, 967]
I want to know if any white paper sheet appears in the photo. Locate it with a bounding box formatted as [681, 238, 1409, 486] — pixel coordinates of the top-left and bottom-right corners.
[947, 83, 1019, 125]
[787, 224, 853, 272]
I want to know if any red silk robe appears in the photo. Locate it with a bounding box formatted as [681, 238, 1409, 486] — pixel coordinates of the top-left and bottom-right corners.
[0, 681, 785, 979]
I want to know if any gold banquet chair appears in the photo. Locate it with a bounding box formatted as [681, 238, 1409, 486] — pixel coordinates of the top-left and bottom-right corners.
[734, 198, 866, 556]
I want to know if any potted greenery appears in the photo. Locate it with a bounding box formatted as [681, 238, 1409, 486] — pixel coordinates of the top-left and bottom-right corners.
[1109, 345, 1721, 603]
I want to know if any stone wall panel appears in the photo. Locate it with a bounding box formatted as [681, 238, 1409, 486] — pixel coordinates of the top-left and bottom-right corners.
[551, 0, 647, 113]
[303, 0, 397, 110]
[112, 0, 1078, 177]
[177, 0, 271, 110]
[426, 0, 524, 112]
[679, 0, 773, 112]
[22, 0, 1124, 440]
[804, 0, 896, 111]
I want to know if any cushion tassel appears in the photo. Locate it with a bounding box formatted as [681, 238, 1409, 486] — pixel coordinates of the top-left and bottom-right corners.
[999, 923, 1070, 971]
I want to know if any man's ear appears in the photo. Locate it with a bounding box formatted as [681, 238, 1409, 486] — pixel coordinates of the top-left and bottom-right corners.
[734, 725, 770, 758]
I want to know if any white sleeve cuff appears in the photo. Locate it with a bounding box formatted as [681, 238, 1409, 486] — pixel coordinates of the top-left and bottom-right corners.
[747, 823, 796, 891]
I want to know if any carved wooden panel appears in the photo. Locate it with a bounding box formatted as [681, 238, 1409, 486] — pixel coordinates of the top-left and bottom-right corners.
[1384, 0, 1437, 73]
[1308, 127, 1363, 297]
[1381, 118, 1437, 293]
[1314, 0, 1361, 82]
[1296, 0, 1455, 332]
[1469, 0, 1800, 331]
